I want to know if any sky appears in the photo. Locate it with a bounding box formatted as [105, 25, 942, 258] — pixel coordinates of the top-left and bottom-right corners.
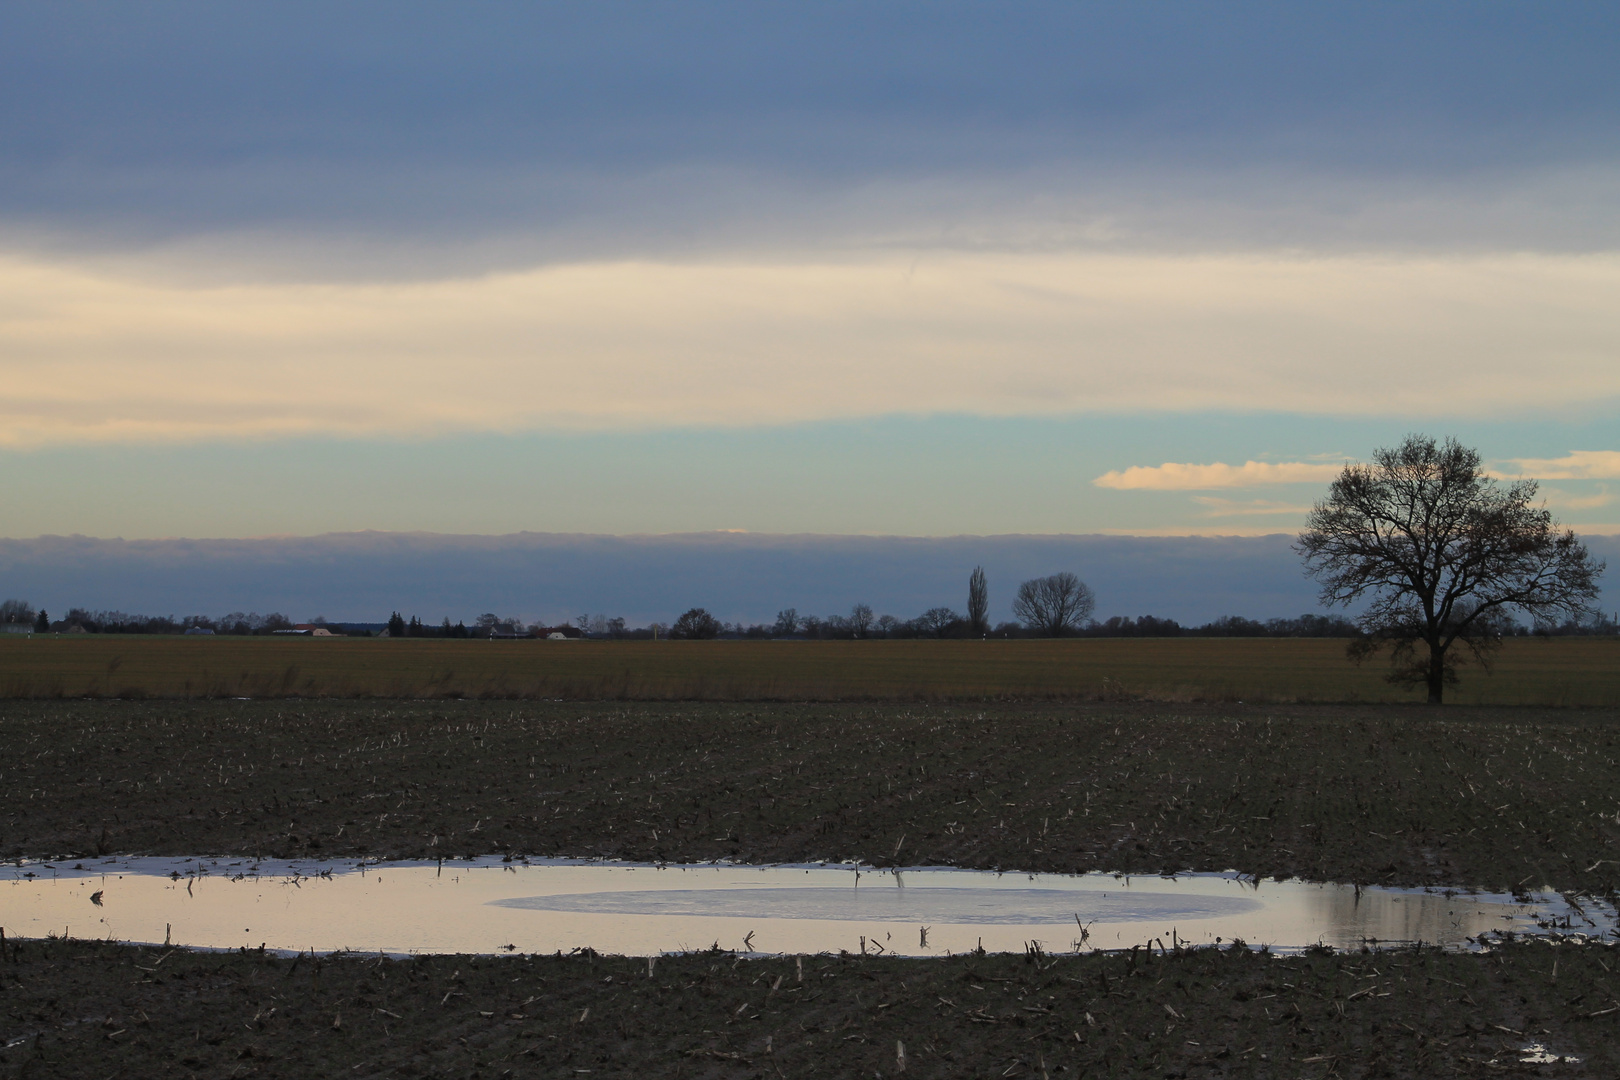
[3, 2, 1618, 549]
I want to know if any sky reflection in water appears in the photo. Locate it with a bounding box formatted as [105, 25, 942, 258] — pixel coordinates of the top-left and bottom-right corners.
[1, 858, 1604, 958]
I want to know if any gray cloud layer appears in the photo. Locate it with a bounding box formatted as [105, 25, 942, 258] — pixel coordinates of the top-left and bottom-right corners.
[4, 531, 1614, 628]
[0, 531, 1332, 627]
[5, 3, 1618, 272]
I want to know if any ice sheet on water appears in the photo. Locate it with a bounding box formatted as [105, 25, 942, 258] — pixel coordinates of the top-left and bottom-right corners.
[493, 885, 1263, 924]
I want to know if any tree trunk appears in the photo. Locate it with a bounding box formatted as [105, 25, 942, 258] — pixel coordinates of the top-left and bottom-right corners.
[1426, 643, 1446, 704]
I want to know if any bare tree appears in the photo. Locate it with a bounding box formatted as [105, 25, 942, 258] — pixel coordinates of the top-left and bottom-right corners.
[967, 566, 989, 635]
[849, 603, 874, 638]
[672, 607, 722, 639]
[1012, 573, 1095, 637]
[773, 608, 799, 637]
[917, 606, 962, 637]
[1297, 435, 1603, 704]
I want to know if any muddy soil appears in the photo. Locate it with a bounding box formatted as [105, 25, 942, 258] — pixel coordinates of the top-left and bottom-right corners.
[3, 700, 1619, 894]
[0, 936, 1614, 1078]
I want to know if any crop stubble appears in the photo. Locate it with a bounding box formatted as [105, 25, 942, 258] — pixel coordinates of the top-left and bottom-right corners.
[6, 699, 1620, 1077]
[4, 700, 1619, 894]
[0, 936, 1614, 1079]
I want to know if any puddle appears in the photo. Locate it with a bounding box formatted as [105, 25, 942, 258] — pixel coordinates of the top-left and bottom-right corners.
[1, 857, 1608, 958]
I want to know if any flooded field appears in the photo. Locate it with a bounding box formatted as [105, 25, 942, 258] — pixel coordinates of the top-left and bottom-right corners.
[4, 700, 1620, 1077]
[3, 857, 1605, 958]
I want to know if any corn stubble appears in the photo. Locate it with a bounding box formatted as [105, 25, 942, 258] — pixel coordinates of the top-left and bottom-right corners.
[0, 936, 1614, 1079]
[5, 697, 1620, 1077]
[3, 699, 1620, 894]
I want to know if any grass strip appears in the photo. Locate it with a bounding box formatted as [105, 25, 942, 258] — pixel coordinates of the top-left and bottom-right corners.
[2, 637, 1617, 706]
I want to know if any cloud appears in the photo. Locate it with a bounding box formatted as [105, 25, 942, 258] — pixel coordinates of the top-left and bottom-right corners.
[0, 530, 1332, 625]
[1191, 496, 1314, 517]
[1542, 487, 1615, 512]
[1501, 451, 1620, 480]
[1095, 461, 1345, 491]
[4, 5, 1620, 272]
[5, 251, 1620, 447]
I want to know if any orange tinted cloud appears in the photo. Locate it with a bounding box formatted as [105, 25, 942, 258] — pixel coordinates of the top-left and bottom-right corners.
[4, 250, 1619, 448]
[1501, 451, 1620, 480]
[1095, 461, 1344, 491]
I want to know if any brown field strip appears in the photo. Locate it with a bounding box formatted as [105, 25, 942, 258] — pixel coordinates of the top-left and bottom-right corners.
[7, 938, 1615, 1079]
[0, 635, 1616, 704]
[6, 698, 1620, 893]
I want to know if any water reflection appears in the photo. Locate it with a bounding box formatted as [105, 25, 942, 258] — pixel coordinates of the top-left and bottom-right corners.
[0, 857, 1606, 958]
[494, 885, 1264, 924]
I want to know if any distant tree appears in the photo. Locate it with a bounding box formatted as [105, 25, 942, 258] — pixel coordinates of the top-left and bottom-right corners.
[967, 566, 989, 635]
[672, 607, 722, 640]
[1090, 615, 1183, 637]
[874, 614, 901, 638]
[1532, 612, 1620, 636]
[387, 611, 406, 637]
[407, 615, 424, 637]
[1012, 573, 1095, 637]
[262, 613, 294, 633]
[848, 604, 874, 638]
[606, 616, 626, 638]
[1298, 435, 1603, 704]
[0, 599, 33, 624]
[1192, 615, 1263, 637]
[821, 614, 853, 639]
[773, 609, 799, 637]
[917, 607, 961, 638]
[64, 608, 100, 632]
[34, 608, 49, 633]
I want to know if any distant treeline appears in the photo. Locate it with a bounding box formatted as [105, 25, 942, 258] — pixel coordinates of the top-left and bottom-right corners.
[5, 597, 1615, 640]
[0, 603, 308, 636]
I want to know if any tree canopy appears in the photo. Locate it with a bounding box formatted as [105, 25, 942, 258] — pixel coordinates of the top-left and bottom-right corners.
[967, 566, 989, 635]
[672, 607, 722, 639]
[1012, 572, 1095, 637]
[1296, 435, 1603, 703]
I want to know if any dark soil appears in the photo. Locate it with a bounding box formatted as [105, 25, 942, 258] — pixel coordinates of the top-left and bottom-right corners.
[0, 936, 1615, 1078]
[6, 700, 1620, 1078]
[4, 700, 1620, 894]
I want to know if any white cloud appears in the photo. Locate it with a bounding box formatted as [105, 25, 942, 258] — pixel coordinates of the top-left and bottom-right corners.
[1095, 461, 1344, 491]
[1501, 451, 1620, 481]
[4, 250, 1620, 447]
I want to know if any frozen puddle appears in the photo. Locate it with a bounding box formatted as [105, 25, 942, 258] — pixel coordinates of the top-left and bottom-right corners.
[1, 857, 1607, 957]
